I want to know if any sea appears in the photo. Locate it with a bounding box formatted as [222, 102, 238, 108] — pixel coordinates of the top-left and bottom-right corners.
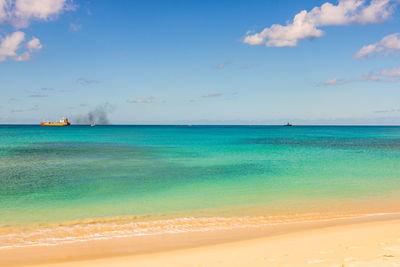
[1, 125, 400, 248]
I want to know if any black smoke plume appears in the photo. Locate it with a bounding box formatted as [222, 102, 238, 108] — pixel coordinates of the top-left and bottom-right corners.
[75, 103, 114, 125]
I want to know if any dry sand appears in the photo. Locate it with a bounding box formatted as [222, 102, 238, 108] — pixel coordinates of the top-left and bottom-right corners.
[3, 217, 400, 267]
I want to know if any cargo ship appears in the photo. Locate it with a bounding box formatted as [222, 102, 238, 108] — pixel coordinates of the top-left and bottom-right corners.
[41, 117, 71, 126]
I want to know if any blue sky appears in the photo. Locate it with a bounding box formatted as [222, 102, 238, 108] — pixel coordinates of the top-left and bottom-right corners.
[1, 0, 400, 124]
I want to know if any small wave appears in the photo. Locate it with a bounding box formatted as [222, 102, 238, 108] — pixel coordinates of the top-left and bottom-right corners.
[1, 212, 399, 250]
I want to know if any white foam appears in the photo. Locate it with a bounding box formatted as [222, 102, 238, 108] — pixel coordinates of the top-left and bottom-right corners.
[1, 212, 399, 250]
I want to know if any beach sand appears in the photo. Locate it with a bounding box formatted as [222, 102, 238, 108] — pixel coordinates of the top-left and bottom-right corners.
[2, 216, 400, 267]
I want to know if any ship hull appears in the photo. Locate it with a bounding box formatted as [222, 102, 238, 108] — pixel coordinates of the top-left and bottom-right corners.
[40, 122, 70, 126]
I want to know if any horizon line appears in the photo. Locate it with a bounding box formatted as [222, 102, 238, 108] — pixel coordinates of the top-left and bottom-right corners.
[1, 124, 399, 127]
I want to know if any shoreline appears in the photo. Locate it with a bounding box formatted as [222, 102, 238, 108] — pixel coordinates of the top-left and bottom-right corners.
[2, 212, 400, 266]
[3, 207, 400, 250]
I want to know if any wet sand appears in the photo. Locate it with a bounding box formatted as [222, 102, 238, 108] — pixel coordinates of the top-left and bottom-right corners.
[2, 215, 400, 266]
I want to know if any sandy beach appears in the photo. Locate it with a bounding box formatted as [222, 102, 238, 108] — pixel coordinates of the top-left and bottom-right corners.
[1, 216, 400, 267]
[2, 0, 400, 265]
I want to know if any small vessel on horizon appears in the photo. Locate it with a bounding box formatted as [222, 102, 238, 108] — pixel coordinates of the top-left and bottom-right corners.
[90, 122, 96, 127]
[41, 117, 71, 126]
[284, 122, 293, 126]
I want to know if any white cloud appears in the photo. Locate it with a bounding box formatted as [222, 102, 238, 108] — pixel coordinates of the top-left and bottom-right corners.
[361, 71, 379, 81]
[377, 67, 400, 76]
[26, 37, 42, 51]
[354, 33, 400, 58]
[0, 0, 7, 22]
[323, 77, 347, 85]
[0, 0, 75, 62]
[0, 32, 42, 62]
[0, 31, 24, 61]
[244, 0, 395, 47]
[217, 61, 232, 69]
[127, 97, 154, 104]
[0, 0, 75, 28]
[354, 44, 379, 58]
[361, 67, 400, 82]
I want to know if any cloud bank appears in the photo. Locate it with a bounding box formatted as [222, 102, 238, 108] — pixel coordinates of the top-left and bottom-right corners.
[361, 66, 400, 82]
[244, 0, 395, 47]
[354, 33, 400, 58]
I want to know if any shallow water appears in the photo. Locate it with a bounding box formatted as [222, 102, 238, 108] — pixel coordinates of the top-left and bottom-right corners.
[1, 125, 400, 248]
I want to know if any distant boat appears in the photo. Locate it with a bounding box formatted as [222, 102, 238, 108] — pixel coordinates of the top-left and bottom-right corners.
[41, 117, 70, 126]
[90, 122, 96, 127]
[284, 122, 293, 126]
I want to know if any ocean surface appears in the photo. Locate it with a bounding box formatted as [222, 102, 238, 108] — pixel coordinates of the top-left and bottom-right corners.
[1, 125, 400, 248]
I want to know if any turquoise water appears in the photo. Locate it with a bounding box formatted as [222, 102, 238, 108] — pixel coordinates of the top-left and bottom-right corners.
[1, 125, 400, 242]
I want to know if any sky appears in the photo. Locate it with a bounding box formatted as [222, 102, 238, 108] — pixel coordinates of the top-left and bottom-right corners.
[1, 0, 400, 125]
